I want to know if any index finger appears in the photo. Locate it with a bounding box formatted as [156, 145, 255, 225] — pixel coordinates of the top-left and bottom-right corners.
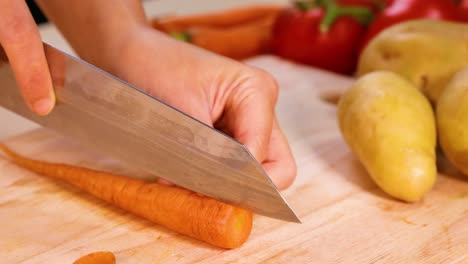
[0, 0, 55, 115]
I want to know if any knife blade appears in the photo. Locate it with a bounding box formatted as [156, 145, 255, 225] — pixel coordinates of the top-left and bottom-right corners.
[0, 42, 300, 223]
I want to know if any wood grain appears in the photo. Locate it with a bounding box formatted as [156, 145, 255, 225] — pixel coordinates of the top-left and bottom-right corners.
[0, 56, 467, 263]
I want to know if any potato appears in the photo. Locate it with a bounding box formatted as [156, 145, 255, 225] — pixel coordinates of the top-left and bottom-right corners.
[357, 20, 468, 104]
[437, 67, 468, 176]
[338, 71, 437, 202]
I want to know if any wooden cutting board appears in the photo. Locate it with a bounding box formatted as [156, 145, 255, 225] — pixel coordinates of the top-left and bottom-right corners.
[0, 56, 467, 263]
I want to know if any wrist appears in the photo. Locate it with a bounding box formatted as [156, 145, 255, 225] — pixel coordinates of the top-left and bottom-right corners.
[80, 22, 148, 73]
[102, 25, 193, 80]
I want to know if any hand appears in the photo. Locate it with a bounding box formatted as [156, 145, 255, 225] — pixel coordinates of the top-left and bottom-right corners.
[31, 0, 297, 190]
[105, 27, 297, 189]
[0, 0, 55, 115]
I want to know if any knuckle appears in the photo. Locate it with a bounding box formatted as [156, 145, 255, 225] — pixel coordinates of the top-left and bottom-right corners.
[7, 19, 26, 38]
[290, 162, 298, 183]
[280, 163, 297, 190]
[2, 16, 33, 43]
[19, 63, 50, 100]
[274, 144, 298, 190]
[252, 69, 280, 102]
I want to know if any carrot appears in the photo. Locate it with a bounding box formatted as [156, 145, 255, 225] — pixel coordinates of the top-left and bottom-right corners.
[182, 14, 277, 60]
[0, 144, 253, 249]
[151, 5, 285, 33]
[73, 251, 116, 264]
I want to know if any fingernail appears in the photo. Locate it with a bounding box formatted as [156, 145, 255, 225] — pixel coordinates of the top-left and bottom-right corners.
[32, 98, 53, 115]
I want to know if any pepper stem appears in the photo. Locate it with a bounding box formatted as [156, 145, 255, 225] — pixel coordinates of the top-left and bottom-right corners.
[373, 0, 388, 10]
[319, 1, 374, 32]
[294, 0, 317, 10]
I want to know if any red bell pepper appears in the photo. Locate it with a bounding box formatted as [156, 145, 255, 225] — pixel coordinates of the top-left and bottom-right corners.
[459, 0, 468, 21]
[271, 0, 374, 75]
[360, 0, 463, 51]
[338, 0, 392, 13]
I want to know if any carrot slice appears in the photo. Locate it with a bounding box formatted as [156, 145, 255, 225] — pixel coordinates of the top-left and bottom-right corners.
[73, 251, 116, 264]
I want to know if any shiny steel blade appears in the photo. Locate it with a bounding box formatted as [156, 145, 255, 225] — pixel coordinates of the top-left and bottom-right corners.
[0, 43, 300, 223]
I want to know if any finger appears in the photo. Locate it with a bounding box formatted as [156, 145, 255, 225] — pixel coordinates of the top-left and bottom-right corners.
[0, 0, 55, 115]
[225, 87, 274, 163]
[261, 118, 297, 190]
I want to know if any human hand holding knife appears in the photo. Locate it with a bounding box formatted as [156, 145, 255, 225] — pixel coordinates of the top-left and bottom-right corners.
[0, 0, 298, 221]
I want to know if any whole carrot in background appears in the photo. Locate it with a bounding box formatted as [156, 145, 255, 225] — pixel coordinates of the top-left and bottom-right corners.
[182, 14, 278, 60]
[151, 4, 285, 60]
[0, 144, 253, 249]
[152, 4, 286, 33]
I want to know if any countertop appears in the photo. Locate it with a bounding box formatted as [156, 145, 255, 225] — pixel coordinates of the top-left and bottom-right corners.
[0, 0, 287, 140]
[2, 55, 467, 263]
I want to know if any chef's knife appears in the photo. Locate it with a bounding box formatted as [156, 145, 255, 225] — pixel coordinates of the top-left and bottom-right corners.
[0, 42, 300, 223]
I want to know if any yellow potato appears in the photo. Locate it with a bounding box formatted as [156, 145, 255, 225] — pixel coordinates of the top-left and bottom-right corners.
[437, 67, 468, 176]
[338, 71, 436, 202]
[357, 20, 468, 103]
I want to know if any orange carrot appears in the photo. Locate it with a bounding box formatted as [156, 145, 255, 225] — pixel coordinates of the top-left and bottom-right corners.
[151, 5, 285, 33]
[0, 144, 253, 249]
[181, 14, 277, 60]
[73, 251, 116, 264]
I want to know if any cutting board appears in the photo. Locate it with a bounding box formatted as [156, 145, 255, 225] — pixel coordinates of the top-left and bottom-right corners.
[1, 56, 467, 263]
